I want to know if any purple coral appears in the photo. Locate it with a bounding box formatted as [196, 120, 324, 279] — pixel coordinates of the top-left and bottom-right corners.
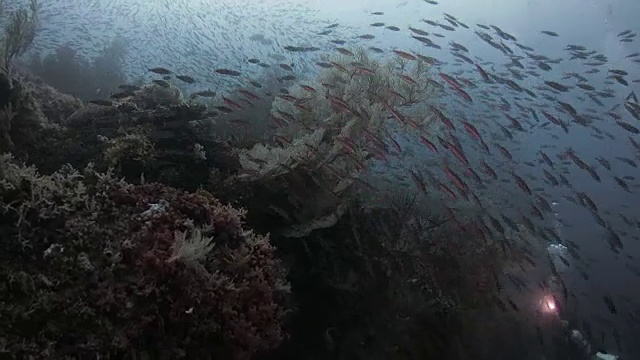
[0, 160, 289, 358]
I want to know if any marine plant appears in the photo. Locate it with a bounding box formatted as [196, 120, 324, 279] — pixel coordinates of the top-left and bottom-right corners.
[0, 0, 40, 156]
[225, 48, 442, 237]
[0, 0, 38, 80]
[25, 37, 129, 101]
[0, 154, 290, 358]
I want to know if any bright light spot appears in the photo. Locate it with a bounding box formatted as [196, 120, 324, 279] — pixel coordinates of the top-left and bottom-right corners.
[546, 299, 556, 310]
[540, 295, 557, 315]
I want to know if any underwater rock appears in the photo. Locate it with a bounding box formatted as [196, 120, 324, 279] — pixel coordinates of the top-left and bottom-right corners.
[0, 73, 11, 109]
[128, 83, 184, 109]
[60, 84, 240, 189]
[0, 72, 225, 190]
[65, 102, 123, 129]
[14, 71, 83, 125]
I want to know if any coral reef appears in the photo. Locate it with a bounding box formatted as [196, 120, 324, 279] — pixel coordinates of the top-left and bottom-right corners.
[0, 154, 289, 358]
[1, 70, 237, 188]
[0, 34, 520, 358]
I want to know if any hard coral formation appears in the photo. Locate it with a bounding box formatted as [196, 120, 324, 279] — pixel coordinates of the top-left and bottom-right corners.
[0, 154, 289, 358]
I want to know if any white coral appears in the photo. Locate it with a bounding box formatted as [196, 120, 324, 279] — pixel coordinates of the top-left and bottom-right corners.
[238, 128, 325, 180]
[167, 226, 215, 265]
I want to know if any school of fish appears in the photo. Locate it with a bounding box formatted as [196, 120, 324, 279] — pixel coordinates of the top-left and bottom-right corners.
[28, 0, 640, 356]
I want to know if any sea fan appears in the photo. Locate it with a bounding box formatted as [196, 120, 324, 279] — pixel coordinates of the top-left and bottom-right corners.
[1, 0, 38, 75]
[238, 127, 325, 180]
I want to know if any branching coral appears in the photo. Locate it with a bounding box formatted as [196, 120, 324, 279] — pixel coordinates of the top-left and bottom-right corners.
[0, 154, 290, 358]
[168, 226, 216, 265]
[238, 128, 325, 180]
